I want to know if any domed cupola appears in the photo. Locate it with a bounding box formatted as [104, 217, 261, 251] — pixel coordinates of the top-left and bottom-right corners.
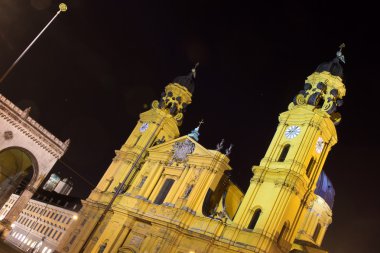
[315, 43, 345, 78]
[314, 171, 335, 209]
[187, 120, 203, 142]
[172, 62, 198, 94]
[290, 44, 347, 125]
[153, 64, 198, 126]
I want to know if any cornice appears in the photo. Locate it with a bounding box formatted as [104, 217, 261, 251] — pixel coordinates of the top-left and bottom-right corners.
[0, 94, 68, 158]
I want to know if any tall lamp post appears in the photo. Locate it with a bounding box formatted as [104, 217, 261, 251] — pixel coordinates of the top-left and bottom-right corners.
[30, 236, 45, 253]
[0, 3, 68, 84]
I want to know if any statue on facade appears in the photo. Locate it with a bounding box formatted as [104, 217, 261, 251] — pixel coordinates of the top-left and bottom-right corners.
[98, 240, 108, 253]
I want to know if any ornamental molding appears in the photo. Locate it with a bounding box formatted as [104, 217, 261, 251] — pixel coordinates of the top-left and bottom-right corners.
[0, 94, 68, 158]
[168, 139, 195, 165]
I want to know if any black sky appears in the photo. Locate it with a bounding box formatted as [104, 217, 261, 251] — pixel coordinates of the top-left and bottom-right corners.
[0, 0, 379, 252]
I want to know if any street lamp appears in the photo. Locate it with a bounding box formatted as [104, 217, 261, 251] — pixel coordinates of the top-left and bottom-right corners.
[0, 3, 68, 83]
[30, 236, 45, 253]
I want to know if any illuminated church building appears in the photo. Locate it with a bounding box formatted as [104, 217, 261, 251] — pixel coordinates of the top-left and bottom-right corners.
[57, 47, 345, 253]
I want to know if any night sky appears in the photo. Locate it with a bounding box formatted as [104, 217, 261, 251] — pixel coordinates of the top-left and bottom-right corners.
[0, 1, 379, 252]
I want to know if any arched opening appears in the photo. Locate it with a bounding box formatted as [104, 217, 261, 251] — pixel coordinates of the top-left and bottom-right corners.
[0, 147, 38, 209]
[313, 223, 321, 242]
[202, 173, 229, 217]
[278, 144, 290, 162]
[247, 209, 261, 230]
[277, 222, 289, 245]
[202, 189, 213, 216]
[306, 157, 316, 177]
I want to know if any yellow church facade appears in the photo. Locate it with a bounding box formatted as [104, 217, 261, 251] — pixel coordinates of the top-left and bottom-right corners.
[56, 47, 345, 253]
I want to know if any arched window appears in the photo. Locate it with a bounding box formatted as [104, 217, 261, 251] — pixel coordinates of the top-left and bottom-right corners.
[278, 144, 290, 162]
[306, 158, 316, 177]
[277, 222, 289, 244]
[133, 135, 142, 147]
[202, 189, 213, 216]
[313, 223, 321, 242]
[154, 179, 175, 205]
[248, 209, 262, 230]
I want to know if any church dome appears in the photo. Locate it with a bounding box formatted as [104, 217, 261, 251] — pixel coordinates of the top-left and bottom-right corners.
[172, 63, 198, 94]
[315, 44, 345, 78]
[315, 57, 343, 78]
[314, 171, 335, 209]
[173, 72, 195, 93]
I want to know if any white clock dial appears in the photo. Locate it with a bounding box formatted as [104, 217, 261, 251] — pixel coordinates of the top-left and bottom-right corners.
[285, 126, 301, 139]
[139, 122, 149, 132]
[316, 137, 324, 154]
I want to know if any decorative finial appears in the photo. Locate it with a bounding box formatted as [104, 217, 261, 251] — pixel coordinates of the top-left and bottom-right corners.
[197, 118, 204, 128]
[188, 119, 203, 142]
[225, 144, 233, 156]
[216, 139, 224, 151]
[59, 3, 68, 12]
[336, 43, 345, 63]
[21, 107, 31, 119]
[192, 62, 199, 78]
[0, 3, 67, 84]
[64, 139, 71, 147]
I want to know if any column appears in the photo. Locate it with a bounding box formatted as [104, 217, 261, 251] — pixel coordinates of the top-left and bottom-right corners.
[0, 184, 36, 238]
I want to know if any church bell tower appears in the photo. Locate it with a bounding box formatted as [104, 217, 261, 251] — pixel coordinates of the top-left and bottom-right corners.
[233, 45, 346, 252]
[88, 64, 198, 204]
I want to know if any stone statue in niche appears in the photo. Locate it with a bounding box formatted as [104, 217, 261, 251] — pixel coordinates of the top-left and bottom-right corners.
[97, 239, 108, 253]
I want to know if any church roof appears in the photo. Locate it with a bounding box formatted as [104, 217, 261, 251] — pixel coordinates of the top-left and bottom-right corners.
[314, 171, 335, 209]
[315, 57, 344, 78]
[172, 63, 198, 94]
[173, 72, 195, 93]
[315, 44, 345, 78]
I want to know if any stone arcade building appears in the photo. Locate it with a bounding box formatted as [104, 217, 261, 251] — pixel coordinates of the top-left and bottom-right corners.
[0, 93, 69, 237]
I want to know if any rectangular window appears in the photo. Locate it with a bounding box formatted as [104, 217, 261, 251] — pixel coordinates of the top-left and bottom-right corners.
[154, 179, 175, 205]
[81, 219, 87, 226]
[69, 235, 77, 244]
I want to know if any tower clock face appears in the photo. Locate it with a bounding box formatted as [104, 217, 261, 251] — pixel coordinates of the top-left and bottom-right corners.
[316, 137, 324, 154]
[139, 122, 149, 133]
[285, 126, 301, 139]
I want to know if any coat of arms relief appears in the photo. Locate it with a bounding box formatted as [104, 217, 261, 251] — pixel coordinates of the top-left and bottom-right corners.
[168, 139, 195, 165]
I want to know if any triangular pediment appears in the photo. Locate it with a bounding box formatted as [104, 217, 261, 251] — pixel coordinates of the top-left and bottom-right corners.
[148, 135, 215, 158]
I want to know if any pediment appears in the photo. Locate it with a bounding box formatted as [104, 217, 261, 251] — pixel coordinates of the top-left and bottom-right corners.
[148, 135, 214, 158]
